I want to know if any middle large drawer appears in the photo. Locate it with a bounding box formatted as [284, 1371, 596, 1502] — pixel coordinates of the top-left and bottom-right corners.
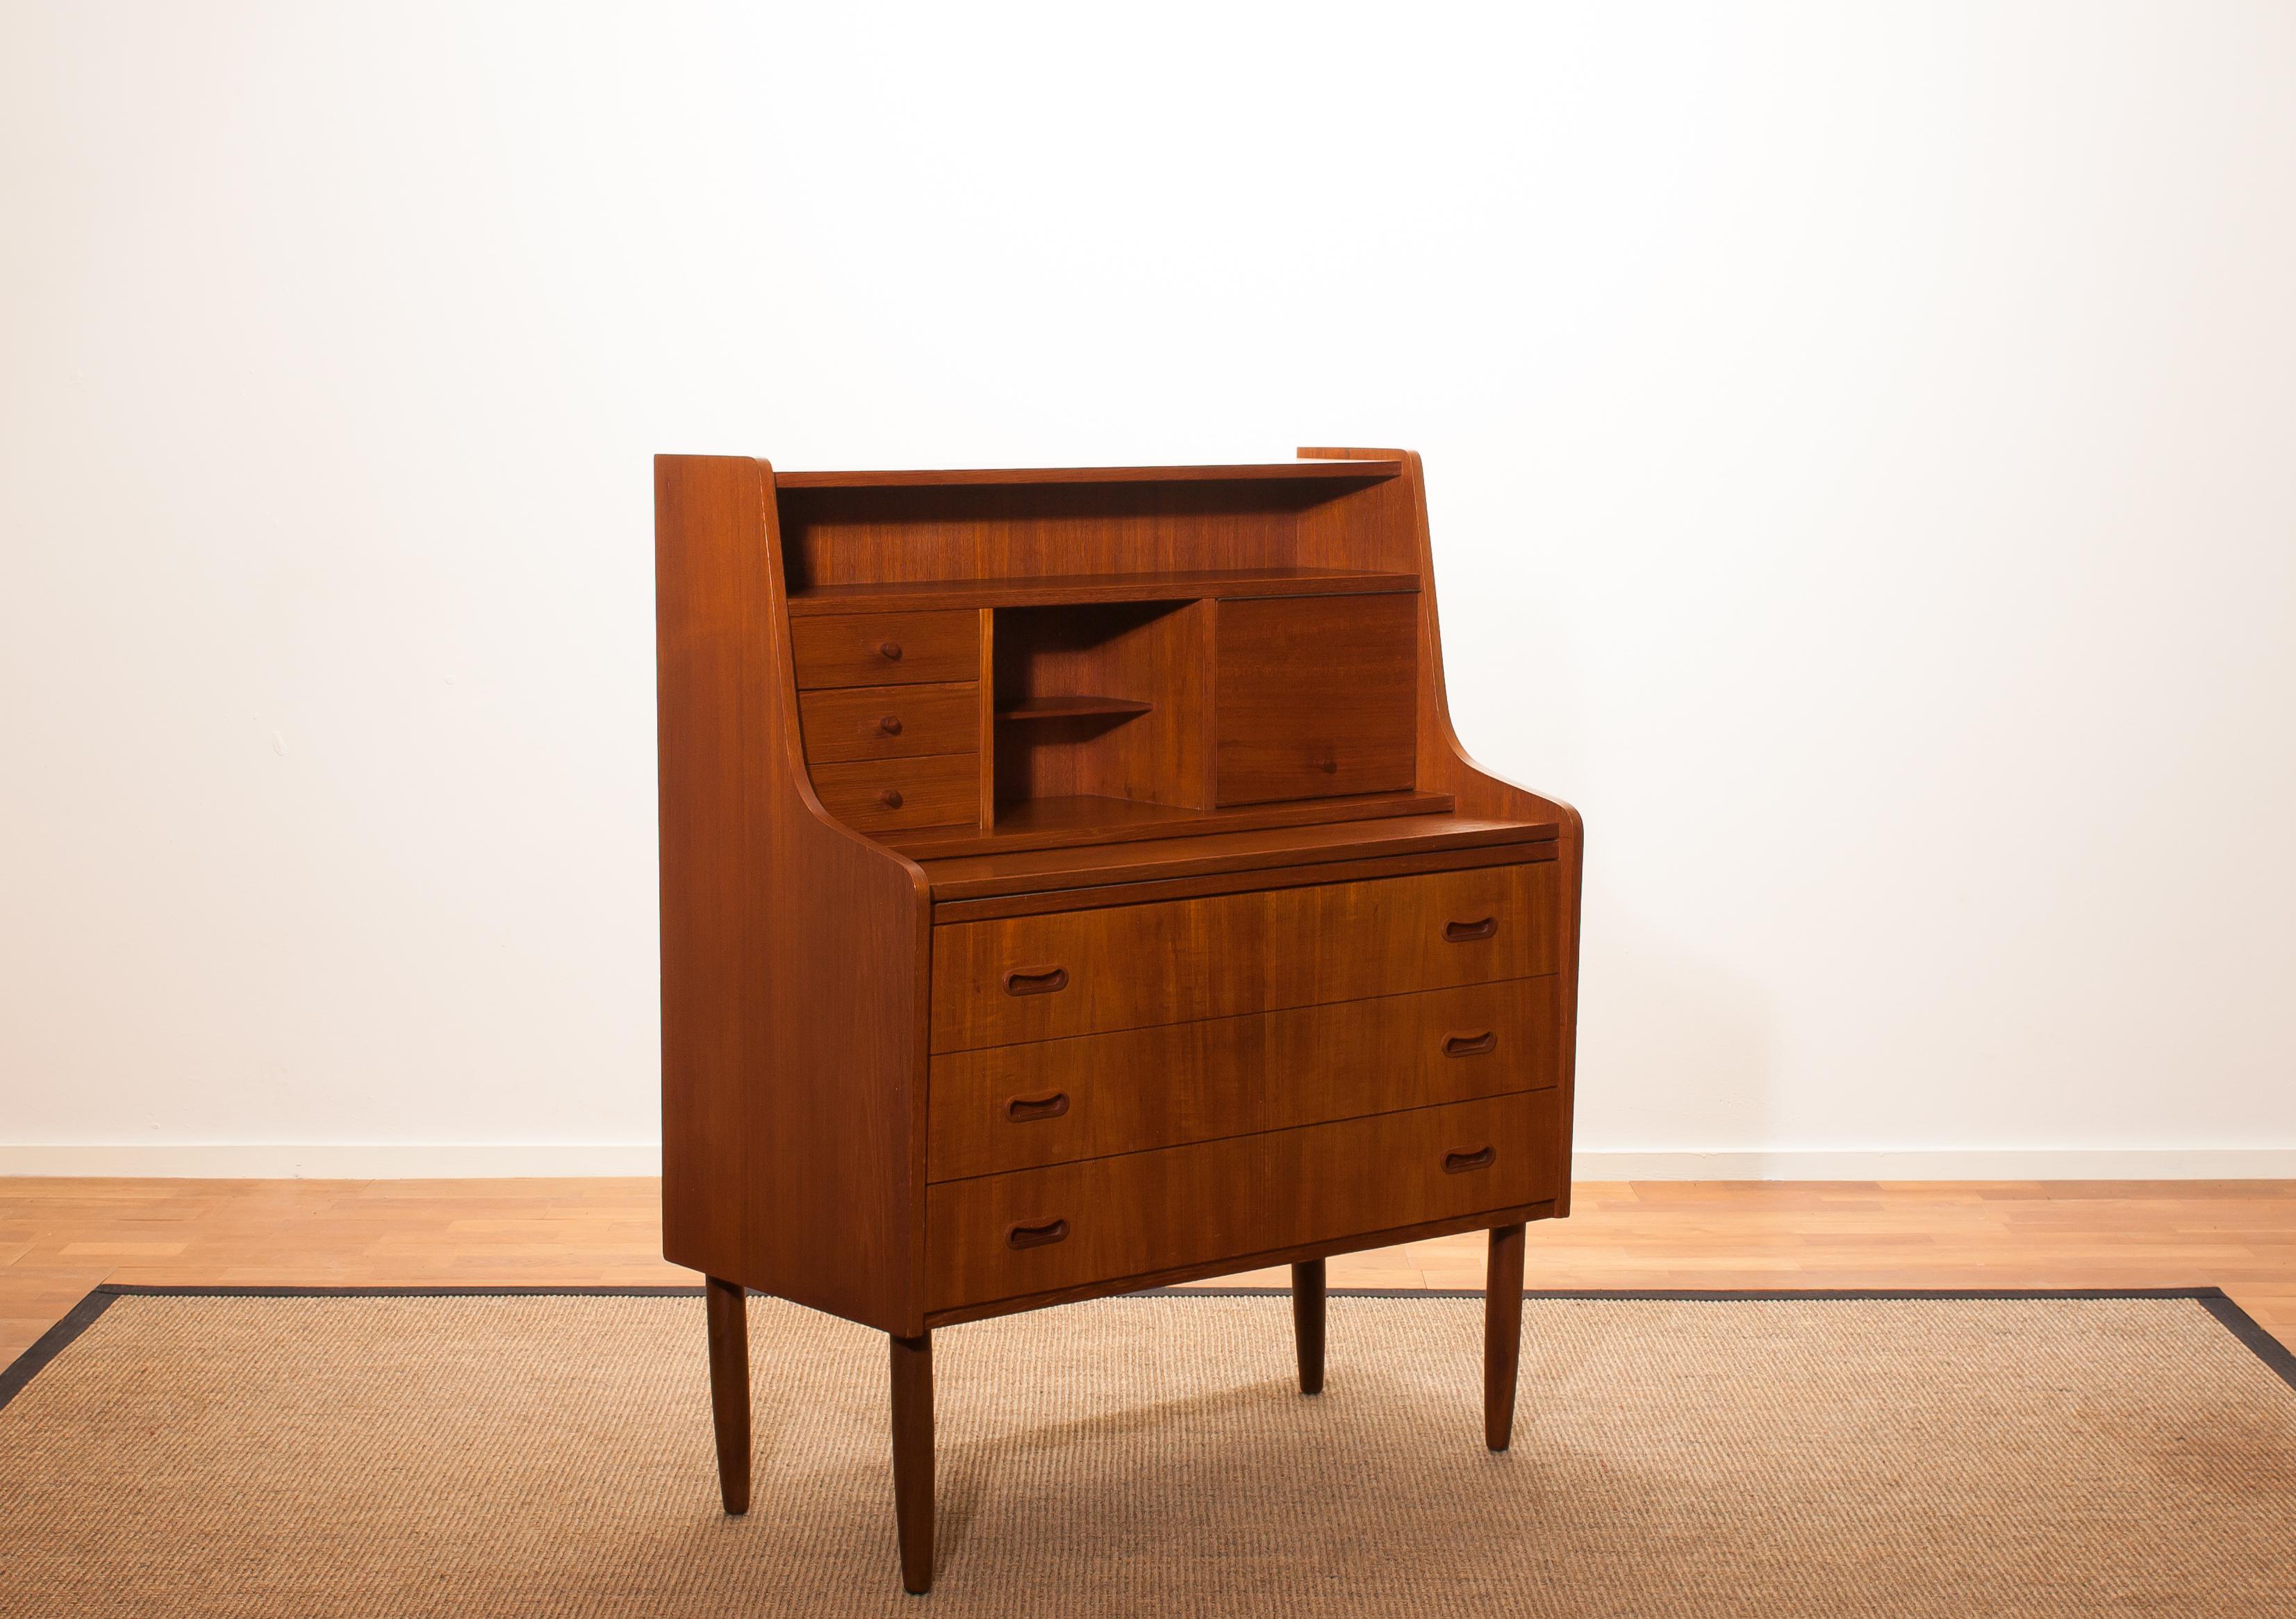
[928, 977, 1562, 1181]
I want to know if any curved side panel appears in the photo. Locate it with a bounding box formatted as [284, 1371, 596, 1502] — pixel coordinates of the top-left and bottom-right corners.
[1299, 446, 1585, 1215]
[657, 455, 932, 1334]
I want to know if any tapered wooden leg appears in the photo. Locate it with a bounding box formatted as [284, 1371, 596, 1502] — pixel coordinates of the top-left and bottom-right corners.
[890, 1331, 935, 1595]
[1484, 1223, 1526, 1451]
[1291, 1258, 1326, 1395]
[704, 1275, 750, 1514]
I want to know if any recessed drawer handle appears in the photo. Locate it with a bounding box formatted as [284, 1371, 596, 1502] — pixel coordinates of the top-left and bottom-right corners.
[1005, 1092, 1071, 1123]
[877, 789, 904, 810]
[1002, 965, 1069, 996]
[878, 641, 903, 661]
[1443, 1030, 1498, 1058]
[1444, 917, 1498, 943]
[1007, 1217, 1070, 1251]
[1443, 1145, 1497, 1174]
[878, 714, 904, 736]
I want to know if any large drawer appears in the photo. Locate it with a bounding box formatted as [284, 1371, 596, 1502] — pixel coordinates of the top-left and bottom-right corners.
[928, 977, 1562, 1181]
[930, 861, 1559, 1052]
[926, 1090, 1560, 1313]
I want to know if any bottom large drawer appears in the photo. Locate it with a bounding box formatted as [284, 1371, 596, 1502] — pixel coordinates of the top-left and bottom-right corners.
[926, 1090, 1560, 1314]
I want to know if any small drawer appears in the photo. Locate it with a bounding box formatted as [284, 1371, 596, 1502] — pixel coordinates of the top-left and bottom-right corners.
[811, 753, 978, 833]
[926, 1090, 1560, 1313]
[928, 978, 1562, 1181]
[790, 610, 979, 689]
[800, 681, 980, 765]
[930, 860, 1559, 1052]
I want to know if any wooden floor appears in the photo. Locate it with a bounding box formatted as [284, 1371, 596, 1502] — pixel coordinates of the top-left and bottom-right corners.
[4, 1178, 2293, 1366]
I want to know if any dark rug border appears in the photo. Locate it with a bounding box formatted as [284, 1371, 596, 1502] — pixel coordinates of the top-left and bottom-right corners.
[0, 1287, 123, 1415]
[5, 1282, 2291, 1415]
[1156, 1285, 2296, 1392]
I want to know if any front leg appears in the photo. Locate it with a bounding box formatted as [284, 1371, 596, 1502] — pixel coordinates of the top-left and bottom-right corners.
[890, 1331, 936, 1594]
[704, 1275, 750, 1513]
[1291, 1258, 1327, 1394]
[1483, 1223, 1526, 1450]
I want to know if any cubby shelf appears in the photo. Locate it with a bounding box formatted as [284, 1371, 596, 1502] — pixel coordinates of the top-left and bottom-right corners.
[995, 697, 1153, 722]
[784, 568, 1418, 617]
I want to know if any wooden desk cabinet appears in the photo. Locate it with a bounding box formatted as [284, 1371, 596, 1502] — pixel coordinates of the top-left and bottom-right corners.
[654, 449, 1582, 1593]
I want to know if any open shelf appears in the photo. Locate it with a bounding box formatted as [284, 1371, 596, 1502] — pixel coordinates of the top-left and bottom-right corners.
[882, 791, 1457, 861]
[996, 696, 1153, 722]
[784, 568, 1418, 617]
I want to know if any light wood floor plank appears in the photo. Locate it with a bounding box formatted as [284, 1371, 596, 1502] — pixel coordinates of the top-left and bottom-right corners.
[2, 1178, 2290, 1363]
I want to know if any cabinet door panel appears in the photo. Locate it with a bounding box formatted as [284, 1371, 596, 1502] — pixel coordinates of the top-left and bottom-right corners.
[1214, 593, 1417, 805]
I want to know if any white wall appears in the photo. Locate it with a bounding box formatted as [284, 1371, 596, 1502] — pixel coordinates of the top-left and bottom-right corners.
[5, 2, 2294, 1177]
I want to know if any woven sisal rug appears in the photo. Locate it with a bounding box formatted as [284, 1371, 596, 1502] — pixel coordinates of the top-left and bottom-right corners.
[3, 1286, 2293, 1616]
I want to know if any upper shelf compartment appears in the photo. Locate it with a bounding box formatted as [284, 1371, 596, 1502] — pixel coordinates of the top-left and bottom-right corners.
[774, 455, 1423, 603]
[774, 461, 1401, 490]
[785, 567, 1417, 616]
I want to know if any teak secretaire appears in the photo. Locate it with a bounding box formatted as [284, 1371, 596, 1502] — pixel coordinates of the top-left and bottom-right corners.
[654, 448, 1583, 1593]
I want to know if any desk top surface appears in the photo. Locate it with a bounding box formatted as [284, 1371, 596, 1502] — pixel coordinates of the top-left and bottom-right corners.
[918, 812, 1560, 903]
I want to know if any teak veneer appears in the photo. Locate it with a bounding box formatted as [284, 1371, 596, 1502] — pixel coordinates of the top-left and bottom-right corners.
[654, 447, 1583, 1593]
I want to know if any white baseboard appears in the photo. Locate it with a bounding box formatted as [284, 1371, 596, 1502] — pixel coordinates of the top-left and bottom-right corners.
[0, 1143, 2290, 1181]
[0, 1144, 661, 1178]
[1570, 1149, 2296, 1181]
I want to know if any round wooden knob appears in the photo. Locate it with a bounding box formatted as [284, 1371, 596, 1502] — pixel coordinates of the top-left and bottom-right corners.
[1314, 754, 1338, 774]
[878, 789, 904, 809]
[878, 641, 903, 661]
[879, 715, 904, 736]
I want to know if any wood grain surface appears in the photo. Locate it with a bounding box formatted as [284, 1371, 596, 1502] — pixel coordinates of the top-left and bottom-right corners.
[923, 1093, 1562, 1314]
[798, 681, 980, 764]
[655, 456, 932, 1336]
[926, 978, 1564, 1181]
[930, 862, 1560, 1051]
[990, 600, 1211, 814]
[776, 479, 1373, 593]
[807, 753, 980, 835]
[885, 790, 1458, 862]
[1212, 593, 1419, 805]
[786, 567, 1418, 615]
[775, 461, 1401, 490]
[928, 844, 1558, 925]
[788, 608, 980, 689]
[915, 814, 1557, 902]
